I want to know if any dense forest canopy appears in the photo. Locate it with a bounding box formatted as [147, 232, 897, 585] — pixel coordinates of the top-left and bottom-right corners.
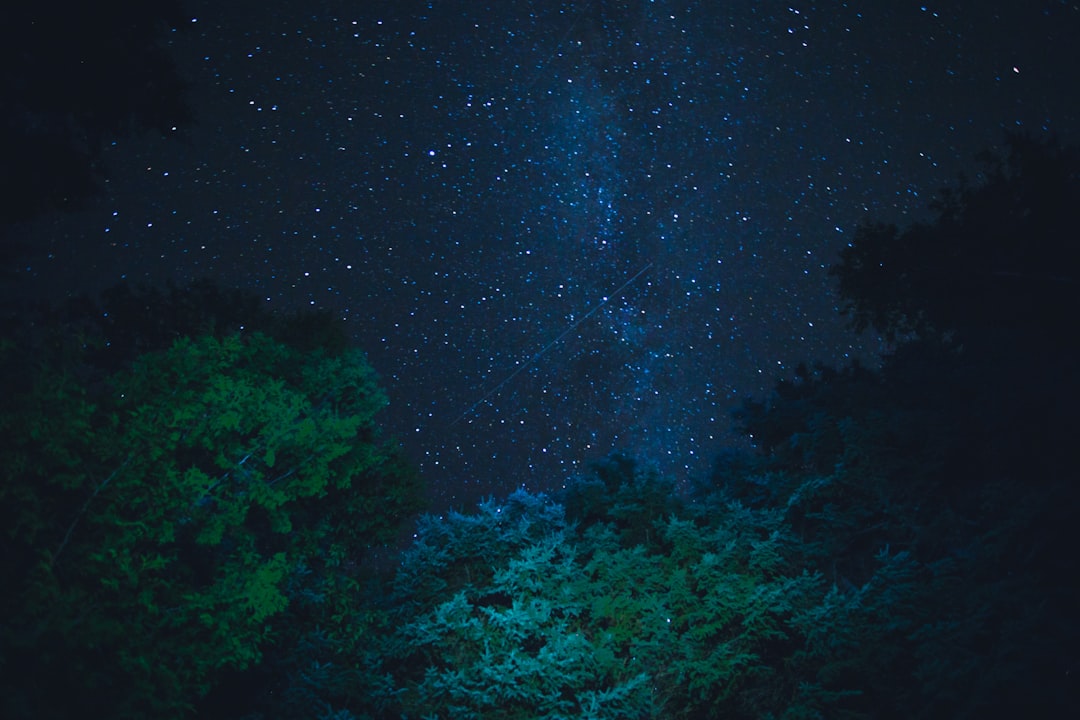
[0, 289, 425, 717]
[1, 134, 1076, 718]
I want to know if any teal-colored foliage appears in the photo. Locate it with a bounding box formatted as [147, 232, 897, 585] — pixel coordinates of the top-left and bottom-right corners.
[563, 454, 683, 544]
[343, 462, 868, 720]
[335, 421, 1076, 720]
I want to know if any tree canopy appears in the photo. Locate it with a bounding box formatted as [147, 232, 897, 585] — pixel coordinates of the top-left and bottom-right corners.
[0, 286, 425, 718]
[728, 132, 1080, 716]
[830, 132, 1079, 352]
[3, 133, 1078, 718]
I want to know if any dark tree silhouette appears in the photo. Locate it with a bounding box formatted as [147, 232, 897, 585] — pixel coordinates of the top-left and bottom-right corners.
[0, 1, 193, 234]
[830, 132, 1079, 353]
[721, 133, 1080, 717]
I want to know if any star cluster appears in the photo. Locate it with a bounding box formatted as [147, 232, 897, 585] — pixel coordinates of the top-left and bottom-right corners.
[11, 0, 1080, 509]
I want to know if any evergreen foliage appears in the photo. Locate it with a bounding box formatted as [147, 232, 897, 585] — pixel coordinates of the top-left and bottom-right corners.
[299, 464, 877, 720]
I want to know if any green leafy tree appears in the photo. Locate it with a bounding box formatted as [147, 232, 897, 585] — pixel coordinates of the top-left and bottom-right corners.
[0, 328, 421, 717]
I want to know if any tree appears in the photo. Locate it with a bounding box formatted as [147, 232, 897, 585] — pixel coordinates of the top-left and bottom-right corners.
[0, 325, 423, 717]
[307, 461, 868, 720]
[725, 133, 1080, 717]
[0, 0, 193, 230]
[830, 132, 1079, 352]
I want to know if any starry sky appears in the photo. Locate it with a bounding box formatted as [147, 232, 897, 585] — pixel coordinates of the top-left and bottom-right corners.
[9, 0, 1080, 510]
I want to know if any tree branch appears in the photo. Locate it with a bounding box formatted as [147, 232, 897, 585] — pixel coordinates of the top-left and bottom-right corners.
[51, 455, 133, 569]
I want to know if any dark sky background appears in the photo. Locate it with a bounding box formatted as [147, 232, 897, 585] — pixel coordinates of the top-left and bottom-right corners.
[8, 0, 1080, 511]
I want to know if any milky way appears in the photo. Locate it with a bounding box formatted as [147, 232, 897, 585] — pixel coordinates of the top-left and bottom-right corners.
[11, 0, 1080, 509]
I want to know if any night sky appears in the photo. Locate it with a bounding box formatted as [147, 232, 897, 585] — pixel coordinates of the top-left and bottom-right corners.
[9, 0, 1080, 511]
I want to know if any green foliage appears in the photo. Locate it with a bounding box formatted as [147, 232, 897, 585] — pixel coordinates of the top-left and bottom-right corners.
[0, 328, 421, 718]
[333, 441, 1077, 719]
[375, 492, 659, 719]
[563, 453, 684, 546]
[342, 468, 866, 720]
